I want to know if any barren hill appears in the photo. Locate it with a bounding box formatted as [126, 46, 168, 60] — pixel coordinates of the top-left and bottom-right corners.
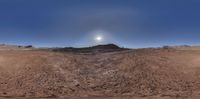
[51, 44, 128, 53]
[1, 45, 200, 98]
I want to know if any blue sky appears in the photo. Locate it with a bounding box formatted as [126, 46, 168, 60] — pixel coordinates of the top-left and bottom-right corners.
[0, 0, 200, 48]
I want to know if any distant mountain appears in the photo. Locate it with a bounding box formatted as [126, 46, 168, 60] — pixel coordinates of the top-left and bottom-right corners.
[0, 44, 33, 50]
[89, 44, 120, 49]
[51, 44, 128, 53]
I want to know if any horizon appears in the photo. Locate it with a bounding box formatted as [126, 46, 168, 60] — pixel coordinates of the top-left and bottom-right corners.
[1, 43, 200, 49]
[0, 0, 200, 48]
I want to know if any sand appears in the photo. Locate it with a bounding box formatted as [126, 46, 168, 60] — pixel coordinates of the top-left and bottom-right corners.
[0, 46, 200, 98]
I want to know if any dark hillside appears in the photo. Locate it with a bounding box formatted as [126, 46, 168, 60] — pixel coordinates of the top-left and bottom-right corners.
[52, 44, 129, 53]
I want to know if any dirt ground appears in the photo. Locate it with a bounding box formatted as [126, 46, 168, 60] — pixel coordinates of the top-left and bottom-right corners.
[1, 46, 200, 98]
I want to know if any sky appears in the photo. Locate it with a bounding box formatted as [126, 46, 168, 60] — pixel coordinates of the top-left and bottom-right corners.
[0, 0, 200, 48]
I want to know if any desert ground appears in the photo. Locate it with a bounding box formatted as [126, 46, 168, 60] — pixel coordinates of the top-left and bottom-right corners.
[1, 44, 200, 99]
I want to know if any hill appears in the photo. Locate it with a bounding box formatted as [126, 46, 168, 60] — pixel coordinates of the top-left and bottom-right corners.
[51, 44, 128, 53]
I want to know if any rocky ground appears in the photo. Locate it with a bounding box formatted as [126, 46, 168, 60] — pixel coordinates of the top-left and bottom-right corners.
[0, 45, 200, 99]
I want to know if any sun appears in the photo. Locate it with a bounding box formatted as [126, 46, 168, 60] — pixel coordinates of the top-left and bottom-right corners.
[95, 35, 103, 42]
